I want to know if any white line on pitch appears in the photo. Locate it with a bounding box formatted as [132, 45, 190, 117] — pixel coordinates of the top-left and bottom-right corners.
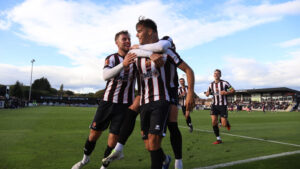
[193, 150, 300, 169]
[178, 125, 300, 148]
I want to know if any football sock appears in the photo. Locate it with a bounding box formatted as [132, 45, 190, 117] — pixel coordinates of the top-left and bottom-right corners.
[226, 119, 231, 127]
[150, 148, 164, 169]
[81, 154, 89, 164]
[175, 159, 183, 169]
[213, 125, 220, 137]
[118, 109, 138, 145]
[168, 122, 182, 159]
[114, 142, 124, 152]
[103, 145, 114, 167]
[83, 138, 96, 156]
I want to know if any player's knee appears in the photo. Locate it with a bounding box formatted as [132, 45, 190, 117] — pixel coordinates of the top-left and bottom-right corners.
[89, 129, 101, 141]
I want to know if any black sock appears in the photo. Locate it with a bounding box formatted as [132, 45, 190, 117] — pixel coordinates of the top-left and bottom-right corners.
[83, 138, 96, 156]
[150, 148, 164, 169]
[213, 125, 220, 137]
[168, 122, 182, 159]
[226, 119, 231, 127]
[118, 109, 139, 145]
[186, 116, 192, 126]
[103, 145, 114, 167]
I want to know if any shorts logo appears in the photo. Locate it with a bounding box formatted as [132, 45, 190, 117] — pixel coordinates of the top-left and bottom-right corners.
[155, 125, 160, 130]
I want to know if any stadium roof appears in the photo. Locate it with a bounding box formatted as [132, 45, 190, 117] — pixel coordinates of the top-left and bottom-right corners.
[235, 87, 299, 94]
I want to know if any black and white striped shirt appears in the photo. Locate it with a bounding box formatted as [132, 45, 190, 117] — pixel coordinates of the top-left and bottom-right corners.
[208, 80, 232, 106]
[136, 48, 182, 105]
[178, 85, 188, 106]
[102, 53, 136, 104]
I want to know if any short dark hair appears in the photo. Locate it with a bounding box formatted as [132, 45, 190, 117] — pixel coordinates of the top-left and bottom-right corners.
[215, 69, 222, 74]
[136, 16, 157, 33]
[179, 78, 185, 81]
[115, 30, 130, 41]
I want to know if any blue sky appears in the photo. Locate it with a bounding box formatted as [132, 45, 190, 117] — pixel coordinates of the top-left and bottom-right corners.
[0, 0, 300, 97]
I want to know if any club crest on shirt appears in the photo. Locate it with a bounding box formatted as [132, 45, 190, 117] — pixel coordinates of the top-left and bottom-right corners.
[105, 59, 110, 66]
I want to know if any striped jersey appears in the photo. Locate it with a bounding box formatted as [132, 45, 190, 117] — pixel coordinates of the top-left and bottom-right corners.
[161, 36, 182, 89]
[178, 85, 188, 106]
[102, 53, 136, 104]
[136, 48, 182, 105]
[208, 80, 232, 106]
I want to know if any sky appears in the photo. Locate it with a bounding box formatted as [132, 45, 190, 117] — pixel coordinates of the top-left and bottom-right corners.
[0, 0, 300, 98]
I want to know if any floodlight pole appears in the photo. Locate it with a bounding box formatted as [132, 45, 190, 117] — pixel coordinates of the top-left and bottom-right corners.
[28, 59, 35, 102]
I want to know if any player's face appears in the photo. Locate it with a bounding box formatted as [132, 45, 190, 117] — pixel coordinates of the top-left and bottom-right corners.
[214, 71, 221, 80]
[136, 25, 151, 45]
[116, 34, 131, 52]
[180, 79, 185, 86]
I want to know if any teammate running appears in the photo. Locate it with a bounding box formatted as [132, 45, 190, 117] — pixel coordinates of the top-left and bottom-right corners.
[205, 69, 235, 144]
[178, 78, 193, 132]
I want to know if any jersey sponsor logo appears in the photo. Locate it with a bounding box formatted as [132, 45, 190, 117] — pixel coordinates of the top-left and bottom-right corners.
[140, 70, 160, 80]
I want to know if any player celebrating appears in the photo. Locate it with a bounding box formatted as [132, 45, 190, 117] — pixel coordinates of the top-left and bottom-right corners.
[103, 19, 195, 169]
[71, 31, 137, 169]
[205, 69, 235, 144]
[178, 78, 193, 132]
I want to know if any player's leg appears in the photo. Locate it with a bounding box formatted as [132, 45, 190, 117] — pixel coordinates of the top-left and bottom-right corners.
[72, 102, 111, 169]
[168, 105, 183, 169]
[220, 106, 230, 131]
[211, 106, 222, 144]
[102, 97, 140, 164]
[148, 101, 170, 169]
[100, 103, 128, 169]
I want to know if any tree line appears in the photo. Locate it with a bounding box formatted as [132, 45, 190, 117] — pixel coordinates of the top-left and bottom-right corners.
[0, 77, 105, 100]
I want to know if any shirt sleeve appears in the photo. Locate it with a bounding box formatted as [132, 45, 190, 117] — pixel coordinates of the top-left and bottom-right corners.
[129, 49, 153, 58]
[225, 81, 232, 91]
[103, 63, 124, 81]
[138, 40, 172, 53]
[166, 49, 183, 67]
[103, 55, 115, 69]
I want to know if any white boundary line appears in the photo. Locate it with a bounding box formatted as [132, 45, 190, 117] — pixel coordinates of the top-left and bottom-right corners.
[193, 150, 300, 169]
[178, 125, 300, 148]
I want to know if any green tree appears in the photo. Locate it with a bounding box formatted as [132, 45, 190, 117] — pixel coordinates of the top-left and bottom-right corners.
[59, 84, 64, 96]
[10, 81, 24, 99]
[65, 90, 74, 96]
[95, 89, 105, 98]
[32, 77, 51, 91]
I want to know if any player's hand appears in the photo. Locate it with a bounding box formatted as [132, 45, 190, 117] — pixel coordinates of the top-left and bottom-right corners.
[123, 53, 136, 67]
[185, 93, 195, 111]
[150, 53, 164, 67]
[220, 91, 227, 95]
[130, 44, 139, 49]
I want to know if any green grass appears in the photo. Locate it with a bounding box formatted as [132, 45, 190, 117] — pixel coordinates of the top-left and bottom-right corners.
[0, 107, 300, 169]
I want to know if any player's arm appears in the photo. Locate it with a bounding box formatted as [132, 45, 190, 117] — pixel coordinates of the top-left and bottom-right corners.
[103, 53, 136, 81]
[205, 86, 211, 97]
[129, 49, 165, 67]
[220, 83, 235, 95]
[177, 62, 195, 111]
[131, 40, 172, 52]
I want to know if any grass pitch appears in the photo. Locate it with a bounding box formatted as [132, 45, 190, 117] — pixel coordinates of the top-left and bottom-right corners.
[0, 106, 300, 169]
